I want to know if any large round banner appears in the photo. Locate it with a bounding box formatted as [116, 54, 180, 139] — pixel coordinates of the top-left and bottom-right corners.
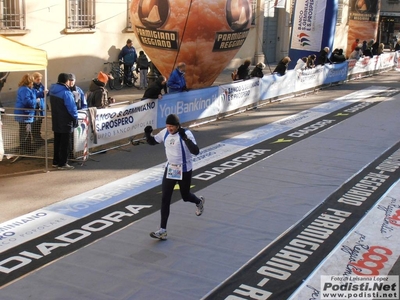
[130, 0, 252, 89]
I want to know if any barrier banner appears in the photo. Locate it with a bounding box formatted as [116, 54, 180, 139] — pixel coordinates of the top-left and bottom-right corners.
[218, 78, 260, 111]
[75, 99, 157, 150]
[323, 62, 348, 85]
[396, 51, 400, 71]
[295, 66, 325, 92]
[379, 52, 396, 70]
[156, 86, 219, 127]
[260, 71, 296, 100]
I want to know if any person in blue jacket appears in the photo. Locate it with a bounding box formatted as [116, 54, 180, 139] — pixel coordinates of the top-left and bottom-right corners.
[118, 39, 137, 85]
[14, 73, 37, 154]
[49, 73, 78, 170]
[167, 62, 187, 93]
[32, 72, 48, 147]
[68, 73, 87, 110]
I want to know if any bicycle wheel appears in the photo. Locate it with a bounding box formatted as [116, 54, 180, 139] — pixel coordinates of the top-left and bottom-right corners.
[113, 73, 123, 90]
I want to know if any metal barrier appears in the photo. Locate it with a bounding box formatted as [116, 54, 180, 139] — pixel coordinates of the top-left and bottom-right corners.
[1, 107, 52, 159]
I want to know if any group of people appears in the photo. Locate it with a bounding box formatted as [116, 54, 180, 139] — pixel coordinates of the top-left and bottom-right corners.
[13, 70, 116, 168]
[349, 38, 387, 60]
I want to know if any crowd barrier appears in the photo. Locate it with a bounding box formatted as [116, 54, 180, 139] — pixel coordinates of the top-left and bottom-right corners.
[1, 51, 399, 167]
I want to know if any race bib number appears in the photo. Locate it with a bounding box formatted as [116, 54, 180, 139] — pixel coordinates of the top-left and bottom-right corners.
[166, 164, 183, 180]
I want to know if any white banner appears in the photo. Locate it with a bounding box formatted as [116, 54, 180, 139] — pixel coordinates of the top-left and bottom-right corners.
[291, 0, 327, 51]
[218, 78, 260, 112]
[289, 180, 400, 300]
[75, 99, 157, 150]
[294, 65, 325, 92]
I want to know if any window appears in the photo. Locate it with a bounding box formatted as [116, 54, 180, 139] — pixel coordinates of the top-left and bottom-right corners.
[66, 0, 95, 32]
[0, 0, 25, 31]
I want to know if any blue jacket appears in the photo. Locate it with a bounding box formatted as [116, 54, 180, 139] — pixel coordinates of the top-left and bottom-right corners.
[167, 68, 186, 93]
[49, 83, 78, 133]
[33, 82, 46, 116]
[118, 45, 137, 65]
[71, 85, 87, 109]
[14, 86, 36, 123]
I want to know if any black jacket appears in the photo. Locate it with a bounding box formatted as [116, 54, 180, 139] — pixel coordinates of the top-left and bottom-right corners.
[143, 80, 167, 99]
[250, 66, 264, 78]
[273, 61, 288, 76]
[237, 64, 250, 80]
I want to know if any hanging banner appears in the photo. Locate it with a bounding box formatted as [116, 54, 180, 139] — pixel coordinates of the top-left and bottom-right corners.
[130, 0, 252, 89]
[290, 0, 327, 52]
[346, 0, 380, 57]
[288, 0, 337, 71]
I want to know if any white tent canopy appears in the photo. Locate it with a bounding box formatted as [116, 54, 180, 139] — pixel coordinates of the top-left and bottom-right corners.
[0, 35, 47, 72]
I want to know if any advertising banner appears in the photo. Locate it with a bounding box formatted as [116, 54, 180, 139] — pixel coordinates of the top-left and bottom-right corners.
[156, 86, 220, 127]
[75, 99, 157, 150]
[289, 180, 400, 300]
[218, 78, 260, 112]
[323, 62, 348, 85]
[288, 0, 337, 71]
[295, 66, 325, 92]
[346, 0, 380, 57]
[260, 70, 296, 100]
[290, 0, 327, 52]
[130, 0, 253, 89]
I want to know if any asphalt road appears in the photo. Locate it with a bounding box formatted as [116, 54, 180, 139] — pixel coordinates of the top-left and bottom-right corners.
[1, 70, 399, 225]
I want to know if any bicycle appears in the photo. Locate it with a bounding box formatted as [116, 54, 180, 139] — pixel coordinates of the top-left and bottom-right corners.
[104, 61, 123, 90]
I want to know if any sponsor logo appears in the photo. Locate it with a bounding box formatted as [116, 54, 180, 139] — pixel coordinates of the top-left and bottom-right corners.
[320, 275, 399, 300]
[298, 32, 311, 47]
[0, 205, 151, 276]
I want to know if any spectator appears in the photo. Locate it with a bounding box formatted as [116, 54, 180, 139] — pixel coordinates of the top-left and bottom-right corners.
[250, 62, 265, 78]
[363, 40, 374, 58]
[395, 40, 400, 52]
[142, 75, 167, 100]
[331, 48, 346, 63]
[351, 38, 360, 52]
[118, 39, 137, 85]
[377, 43, 385, 55]
[372, 40, 379, 56]
[294, 57, 307, 71]
[31, 72, 48, 147]
[306, 54, 316, 69]
[361, 40, 368, 52]
[87, 71, 115, 109]
[144, 114, 204, 240]
[237, 59, 251, 80]
[136, 50, 149, 90]
[391, 36, 398, 51]
[349, 46, 363, 60]
[167, 62, 187, 93]
[273, 56, 291, 76]
[316, 47, 331, 65]
[68, 73, 87, 110]
[14, 73, 37, 154]
[49, 73, 78, 170]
